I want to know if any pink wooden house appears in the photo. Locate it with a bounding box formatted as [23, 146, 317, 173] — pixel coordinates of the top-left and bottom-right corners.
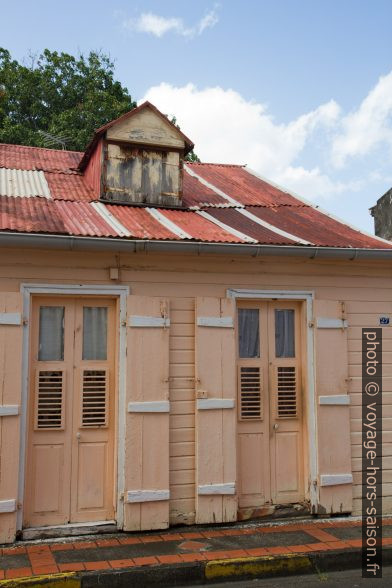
[0, 102, 391, 543]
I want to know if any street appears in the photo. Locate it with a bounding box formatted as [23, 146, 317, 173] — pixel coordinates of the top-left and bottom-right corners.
[181, 566, 392, 587]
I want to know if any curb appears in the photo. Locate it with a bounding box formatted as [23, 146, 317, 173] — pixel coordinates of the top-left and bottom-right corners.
[0, 548, 390, 587]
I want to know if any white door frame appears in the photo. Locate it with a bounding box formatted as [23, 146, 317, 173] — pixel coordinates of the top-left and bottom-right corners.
[18, 283, 129, 532]
[227, 288, 318, 511]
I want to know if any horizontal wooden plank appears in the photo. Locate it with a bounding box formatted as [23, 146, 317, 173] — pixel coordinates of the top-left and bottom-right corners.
[319, 474, 352, 487]
[0, 405, 19, 416]
[126, 490, 170, 503]
[169, 456, 195, 471]
[128, 315, 170, 327]
[170, 401, 195, 415]
[169, 298, 195, 311]
[169, 365, 195, 378]
[170, 484, 196, 500]
[170, 309, 194, 323]
[128, 401, 170, 413]
[197, 398, 235, 410]
[169, 350, 194, 364]
[170, 389, 195, 402]
[197, 316, 234, 328]
[169, 324, 194, 337]
[316, 317, 348, 329]
[170, 428, 194, 443]
[170, 414, 195, 429]
[170, 337, 195, 351]
[0, 313, 21, 326]
[170, 469, 195, 485]
[169, 441, 195, 457]
[0, 499, 16, 513]
[319, 395, 350, 406]
[198, 483, 236, 495]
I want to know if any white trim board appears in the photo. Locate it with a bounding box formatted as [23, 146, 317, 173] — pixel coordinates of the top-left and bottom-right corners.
[0, 313, 21, 325]
[197, 316, 233, 328]
[0, 499, 16, 513]
[320, 474, 353, 487]
[128, 401, 170, 413]
[0, 405, 19, 416]
[316, 318, 348, 329]
[197, 398, 235, 410]
[18, 284, 129, 533]
[198, 483, 236, 495]
[319, 395, 350, 406]
[126, 490, 170, 503]
[128, 316, 170, 328]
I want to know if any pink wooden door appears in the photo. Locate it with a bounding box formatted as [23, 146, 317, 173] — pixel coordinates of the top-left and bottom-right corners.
[24, 297, 116, 528]
[237, 301, 304, 511]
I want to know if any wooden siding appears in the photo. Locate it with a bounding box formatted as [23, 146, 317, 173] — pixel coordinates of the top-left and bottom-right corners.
[2, 249, 392, 539]
[169, 298, 196, 525]
[347, 302, 392, 516]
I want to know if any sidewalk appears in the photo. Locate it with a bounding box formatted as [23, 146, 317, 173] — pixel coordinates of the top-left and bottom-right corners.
[0, 517, 390, 586]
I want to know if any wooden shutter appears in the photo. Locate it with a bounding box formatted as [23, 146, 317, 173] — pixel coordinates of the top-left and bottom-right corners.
[124, 295, 170, 531]
[195, 297, 237, 524]
[35, 370, 65, 430]
[314, 299, 352, 514]
[0, 293, 23, 544]
[239, 365, 262, 420]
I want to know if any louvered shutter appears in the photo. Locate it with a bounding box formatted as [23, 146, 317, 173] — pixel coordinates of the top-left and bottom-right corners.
[35, 370, 65, 429]
[0, 293, 23, 544]
[314, 299, 352, 514]
[124, 296, 170, 531]
[195, 297, 237, 524]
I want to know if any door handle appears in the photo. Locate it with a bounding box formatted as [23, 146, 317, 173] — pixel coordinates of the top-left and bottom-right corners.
[273, 423, 279, 431]
[76, 432, 81, 441]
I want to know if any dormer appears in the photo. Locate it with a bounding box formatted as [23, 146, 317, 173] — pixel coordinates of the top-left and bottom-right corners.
[79, 101, 194, 207]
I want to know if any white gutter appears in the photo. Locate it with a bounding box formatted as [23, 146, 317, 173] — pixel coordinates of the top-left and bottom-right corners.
[1, 232, 392, 260]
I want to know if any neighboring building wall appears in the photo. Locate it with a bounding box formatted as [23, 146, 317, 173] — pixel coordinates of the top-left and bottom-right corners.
[370, 188, 392, 240]
[1, 247, 391, 541]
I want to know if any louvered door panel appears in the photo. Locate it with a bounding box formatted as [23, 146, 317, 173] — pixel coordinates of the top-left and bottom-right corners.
[277, 366, 297, 418]
[81, 369, 108, 428]
[35, 370, 65, 430]
[239, 366, 262, 420]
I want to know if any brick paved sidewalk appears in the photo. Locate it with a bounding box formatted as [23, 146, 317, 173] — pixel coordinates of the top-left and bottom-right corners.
[0, 517, 390, 582]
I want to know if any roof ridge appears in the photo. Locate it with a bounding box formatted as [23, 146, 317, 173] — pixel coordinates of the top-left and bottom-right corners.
[186, 162, 245, 168]
[0, 143, 83, 156]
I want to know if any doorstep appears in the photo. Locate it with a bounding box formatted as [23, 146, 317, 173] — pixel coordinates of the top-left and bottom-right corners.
[0, 516, 391, 586]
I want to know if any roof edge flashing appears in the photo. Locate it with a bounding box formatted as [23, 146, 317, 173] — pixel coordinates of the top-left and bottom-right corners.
[0, 232, 392, 260]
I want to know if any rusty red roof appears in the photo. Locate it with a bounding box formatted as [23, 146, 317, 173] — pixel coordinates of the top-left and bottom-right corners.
[0, 142, 390, 250]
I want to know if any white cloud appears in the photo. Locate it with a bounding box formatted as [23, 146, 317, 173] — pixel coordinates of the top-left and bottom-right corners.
[331, 72, 392, 168]
[123, 8, 219, 38]
[141, 82, 346, 200]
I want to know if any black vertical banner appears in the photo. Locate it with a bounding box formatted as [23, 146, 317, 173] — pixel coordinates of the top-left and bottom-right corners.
[362, 328, 382, 578]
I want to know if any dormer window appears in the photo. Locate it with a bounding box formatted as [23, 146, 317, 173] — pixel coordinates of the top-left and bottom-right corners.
[79, 102, 194, 208]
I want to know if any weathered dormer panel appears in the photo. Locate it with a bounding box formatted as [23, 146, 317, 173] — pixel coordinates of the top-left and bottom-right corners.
[104, 143, 182, 206]
[101, 104, 189, 206]
[106, 107, 185, 150]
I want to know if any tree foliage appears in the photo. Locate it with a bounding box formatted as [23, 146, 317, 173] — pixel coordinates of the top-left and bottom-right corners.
[0, 48, 201, 160]
[0, 48, 136, 151]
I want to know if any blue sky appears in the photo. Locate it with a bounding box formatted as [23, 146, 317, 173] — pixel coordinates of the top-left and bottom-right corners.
[2, 0, 392, 232]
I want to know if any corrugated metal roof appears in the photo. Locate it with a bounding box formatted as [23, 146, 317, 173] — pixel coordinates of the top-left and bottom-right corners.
[0, 168, 51, 198]
[0, 142, 390, 250]
[0, 143, 82, 171]
[0, 197, 116, 237]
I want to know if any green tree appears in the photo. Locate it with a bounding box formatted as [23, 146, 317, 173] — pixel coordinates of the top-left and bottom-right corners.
[0, 48, 136, 151]
[0, 48, 201, 160]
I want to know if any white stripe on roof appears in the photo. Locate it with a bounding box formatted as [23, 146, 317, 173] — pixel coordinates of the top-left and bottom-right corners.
[91, 202, 132, 237]
[196, 210, 257, 244]
[147, 208, 192, 239]
[245, 166, 392, 247]
[184, 164, 243, 207]
[0, 169, 51, 198]
[236, 207, 313, 245]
